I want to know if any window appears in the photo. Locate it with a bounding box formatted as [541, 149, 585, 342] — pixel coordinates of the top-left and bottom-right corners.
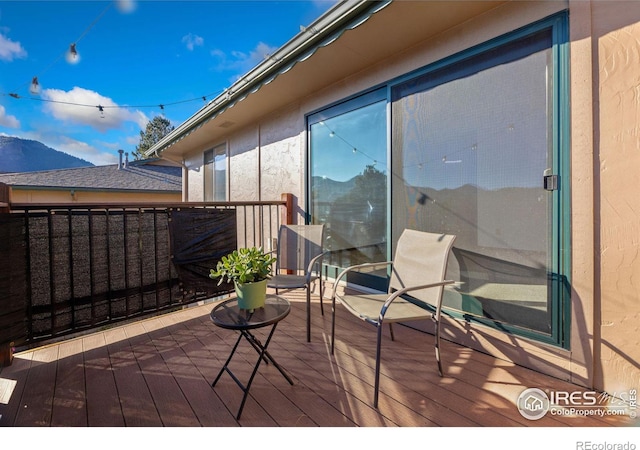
[308, 89, 388, 281]
[204, 143, 227, 201]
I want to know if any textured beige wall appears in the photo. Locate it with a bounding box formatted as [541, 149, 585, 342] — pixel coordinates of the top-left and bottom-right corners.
[591, 0, 640, 393]
[229, 130, 259, 201]
[569, 0, 597, 389]
[259, 105, 304, 204]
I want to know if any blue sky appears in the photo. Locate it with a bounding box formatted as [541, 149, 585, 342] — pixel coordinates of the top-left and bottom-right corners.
[0, 0, 334, 166]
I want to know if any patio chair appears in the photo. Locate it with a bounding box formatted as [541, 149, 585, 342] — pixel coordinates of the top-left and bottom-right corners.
[268, 224, 326, 342]
[330, 229, 456, 407]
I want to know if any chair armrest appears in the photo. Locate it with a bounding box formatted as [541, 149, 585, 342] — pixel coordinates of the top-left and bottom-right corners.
[305, 250, 329, 281]
[379, 280, 456, 321]
[306, 250, 328, 272]
[332, 261, 394, 299]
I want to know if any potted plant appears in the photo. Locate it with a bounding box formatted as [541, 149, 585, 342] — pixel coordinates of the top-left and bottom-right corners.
[210, 247, 277, 311]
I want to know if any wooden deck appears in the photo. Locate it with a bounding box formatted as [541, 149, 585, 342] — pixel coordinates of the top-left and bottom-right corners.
[0, 290, 636, 429]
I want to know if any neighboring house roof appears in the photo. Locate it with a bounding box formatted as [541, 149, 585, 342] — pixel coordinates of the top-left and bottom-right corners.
[0, 159, 181, 193]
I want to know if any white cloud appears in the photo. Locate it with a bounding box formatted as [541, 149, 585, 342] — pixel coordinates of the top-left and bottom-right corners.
[210, 41, 278, 75]
[182, 33, 204, 51]
[210, 48, 226, 63]
[55, 135, 118, 166]
[41, 86, 148, 132]
[0, 104, 20, 128]
[93, 139, 121, 152]
[125, 134, 139, 146]
[250, 42, 278, 63]
[0, 32, 27, 61]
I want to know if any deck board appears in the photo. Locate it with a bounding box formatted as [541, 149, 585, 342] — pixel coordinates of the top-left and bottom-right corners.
[13, 345, 58, 426]
[82, 332, 125, 426]
[51, 338, 86, 427]
[1, 290, 637, 429]
[105, 326, 163, 426]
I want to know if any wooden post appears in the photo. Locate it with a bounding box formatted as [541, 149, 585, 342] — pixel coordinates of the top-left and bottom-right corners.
[0, 182, 9, 213]
[0, 342, 14, 367]
[0, 183, 14, 366]
[280, 193, 295, 275]
[281, 193, 294, 225]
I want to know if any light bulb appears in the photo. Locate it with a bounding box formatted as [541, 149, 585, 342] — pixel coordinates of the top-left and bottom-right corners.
[116, 0, 136, 13]
[29, 77, 40, 95]
[66, 43, 80, 64]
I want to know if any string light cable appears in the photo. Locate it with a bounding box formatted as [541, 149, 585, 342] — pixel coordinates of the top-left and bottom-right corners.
[0, 0, 226, 116]
[3, 89, 224, 112]
[14, 2, 114, 96]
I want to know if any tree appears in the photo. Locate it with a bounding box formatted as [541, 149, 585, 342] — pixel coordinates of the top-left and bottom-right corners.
[133, 115, 175, 160]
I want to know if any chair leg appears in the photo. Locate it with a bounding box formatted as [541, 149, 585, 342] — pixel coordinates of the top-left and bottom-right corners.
[330, 298, 336, 355]
[319, 278, 324, 316]
[388, 323, 395, 341]
[373, 323, 384, 408]
[434, 314, 443, 377]
[306, 287, 311, 342]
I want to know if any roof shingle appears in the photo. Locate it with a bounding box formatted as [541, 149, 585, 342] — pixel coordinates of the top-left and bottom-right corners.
[0, 160, 181, 193]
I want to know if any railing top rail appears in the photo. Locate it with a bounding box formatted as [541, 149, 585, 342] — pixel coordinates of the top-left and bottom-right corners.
[9, 200, 287, 212]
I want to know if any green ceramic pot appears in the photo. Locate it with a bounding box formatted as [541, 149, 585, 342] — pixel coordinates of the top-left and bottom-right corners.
[234, 279, 267, 311]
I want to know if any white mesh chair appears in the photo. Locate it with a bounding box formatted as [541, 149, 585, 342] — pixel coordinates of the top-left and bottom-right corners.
[330, 229, 456, 407]
[268, 224, 326, 342]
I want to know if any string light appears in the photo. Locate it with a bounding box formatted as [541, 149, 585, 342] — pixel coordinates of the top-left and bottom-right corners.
[319, 121, 385, 169]
[2, 89, 226, 116]
[66, 43, 80, 64]
[6, 2, 113, 97]
[29, 77, 40, 95]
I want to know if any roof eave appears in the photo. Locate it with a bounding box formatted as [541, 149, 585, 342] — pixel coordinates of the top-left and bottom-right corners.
[144, 0, 390, 158]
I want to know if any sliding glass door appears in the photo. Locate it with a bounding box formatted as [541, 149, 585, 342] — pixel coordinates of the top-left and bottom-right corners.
[308, 89, 388, 285]
[308, 14, 569, 344]
[391, 22, 568, 341]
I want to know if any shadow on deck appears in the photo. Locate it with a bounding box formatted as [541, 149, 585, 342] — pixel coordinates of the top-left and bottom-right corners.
[0, 290, 636, 431]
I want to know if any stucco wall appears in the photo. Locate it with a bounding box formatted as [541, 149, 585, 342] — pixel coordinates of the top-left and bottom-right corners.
[259, 105, 304, 204]
[185, 150, 205, 201]
[591, 1, 640, 394]
[229, 129, 259, 201]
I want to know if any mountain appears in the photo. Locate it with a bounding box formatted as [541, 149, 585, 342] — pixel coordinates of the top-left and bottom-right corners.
[312, 176, 356, 204]
[0, 136, 94, 173]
